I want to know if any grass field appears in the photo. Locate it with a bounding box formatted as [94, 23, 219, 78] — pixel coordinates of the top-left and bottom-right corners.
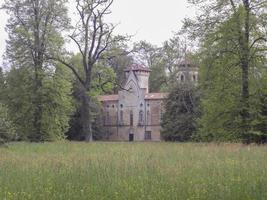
[0, 142, 266, 200]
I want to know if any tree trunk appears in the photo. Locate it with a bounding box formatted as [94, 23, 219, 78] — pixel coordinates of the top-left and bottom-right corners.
[31, 0, 44, 142]
[241, 61, 250, 142]
[31, 64, 44, 142]
[240, 0, 251, 143]
[81, 86, 93, 142]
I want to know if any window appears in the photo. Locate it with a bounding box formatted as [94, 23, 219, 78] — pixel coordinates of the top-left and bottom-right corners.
[139, 110, 144, 125]
[130, 111, 133, 126]
[181, 74, 185, 82]
[160, 109, 163, 122]
[145, 131, 152, 140]
[106, 112, 110, 125]
[193, 75, 196, 81]
[120, 110, 123, 124]
[146, 111, 150, 125]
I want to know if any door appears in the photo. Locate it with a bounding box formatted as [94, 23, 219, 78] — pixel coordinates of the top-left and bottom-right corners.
[145, 131, 152, 140]
[129, 133, 134, 142]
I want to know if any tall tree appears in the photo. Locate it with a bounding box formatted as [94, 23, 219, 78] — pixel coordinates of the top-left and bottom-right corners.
[3, 0, 69, 141]
[66, 54, 115, 141]
[0, 67, 15, 143]
[184, 0, 267, 142]
[133, 41, 160, 67]
[50, 0, 126, 141]
[4, 64, 74, 141]
[161, 83, 200, 141]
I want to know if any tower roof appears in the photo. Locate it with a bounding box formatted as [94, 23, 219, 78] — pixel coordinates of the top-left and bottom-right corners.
[124, 63, 151, 72]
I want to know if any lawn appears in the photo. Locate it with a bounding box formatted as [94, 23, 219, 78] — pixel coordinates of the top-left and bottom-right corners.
[0, 142, 266, 200]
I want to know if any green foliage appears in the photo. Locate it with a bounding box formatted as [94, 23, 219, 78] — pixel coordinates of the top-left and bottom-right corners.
[197, 59, 243, 142]
[4, 67, 34, 140]
[149, 61, 168, 92]
[248, 72, 267, 143]
[3, 0, 70, 142]
[40, 66, 75, 141]
[0, 103, 15, 143]
[196, 14, 267, 142]
[134, 41, 168, 92]
[0, 69, 9, 142]
[4, 65, 74, 141]
[0, 142, 267, 199]
[161, 83, 200, 141]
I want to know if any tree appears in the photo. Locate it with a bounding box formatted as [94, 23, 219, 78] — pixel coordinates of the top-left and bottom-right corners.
[161, 34, 187, 75]
[63, 53, 115, 141]
[0, 67, 15, 144]
[4, 64, 74, 141]
[149, 60, 168, 92]
[194, 8, 267, 142]
[133, 41, 168, 92]
[40, 65, 74, 140]
[3, 0, 69, 141]
[161, 83, 200, 141]
[183, 0, 267, 142]
[49, 0, 127, 141]
[4, 66, 33, 140]
[102, 41, 134, 93]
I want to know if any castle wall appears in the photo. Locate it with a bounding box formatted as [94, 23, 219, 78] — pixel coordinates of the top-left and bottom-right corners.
[101, 97, 164, 141]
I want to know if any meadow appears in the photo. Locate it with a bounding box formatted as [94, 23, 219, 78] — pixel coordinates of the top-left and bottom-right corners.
[0, 142, 266, 200]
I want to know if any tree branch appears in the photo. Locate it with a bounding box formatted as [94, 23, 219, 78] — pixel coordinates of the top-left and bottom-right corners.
[250, 37, 267, 50]
[46, 55, 85, 85]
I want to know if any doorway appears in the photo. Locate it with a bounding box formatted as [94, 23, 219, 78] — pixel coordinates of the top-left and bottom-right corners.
[129, 133, 134, 142]
[145, 131, 152, 140]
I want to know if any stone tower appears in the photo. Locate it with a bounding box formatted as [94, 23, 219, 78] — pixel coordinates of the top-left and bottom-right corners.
[176, 60, 199, 84]
[124, 64, 151, 93]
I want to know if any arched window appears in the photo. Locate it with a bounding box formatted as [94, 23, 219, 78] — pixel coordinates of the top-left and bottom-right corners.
[130, 110, 133, 126]
[120, 110, 123, 123]
[139, 110, 144, 124]
[181, 74, 185, 82]
[160, 109, 163, 122]
[106, 112, 110, 125]
[146, 111, 150, 125]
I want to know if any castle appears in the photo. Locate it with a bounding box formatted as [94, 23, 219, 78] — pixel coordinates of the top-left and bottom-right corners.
[100, 62, 198, 141]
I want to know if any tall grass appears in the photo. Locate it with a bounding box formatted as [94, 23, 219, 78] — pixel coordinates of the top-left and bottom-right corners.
[0, 142, 266, 200]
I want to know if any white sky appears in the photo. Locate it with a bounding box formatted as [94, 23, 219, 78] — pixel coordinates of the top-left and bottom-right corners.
[0, 0, 195, 66]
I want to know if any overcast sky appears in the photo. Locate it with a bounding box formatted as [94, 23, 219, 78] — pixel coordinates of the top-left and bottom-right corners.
[0, 0, 195, 65]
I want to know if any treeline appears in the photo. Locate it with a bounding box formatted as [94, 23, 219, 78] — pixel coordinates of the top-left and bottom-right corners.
[0, 0, 266, 144]
[0, 0, 124, 142]
[0, 0, 177, 142]
[162, 0, 267, 143]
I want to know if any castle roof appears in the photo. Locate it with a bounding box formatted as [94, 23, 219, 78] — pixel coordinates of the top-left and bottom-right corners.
[99, 93, 168, 102]
[124, 63, 151, 72]
[145, 93, 168, 100]
[99, 94, 118, 102]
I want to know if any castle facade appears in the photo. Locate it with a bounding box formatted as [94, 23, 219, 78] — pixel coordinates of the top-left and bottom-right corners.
[100, 62, 198, 141]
